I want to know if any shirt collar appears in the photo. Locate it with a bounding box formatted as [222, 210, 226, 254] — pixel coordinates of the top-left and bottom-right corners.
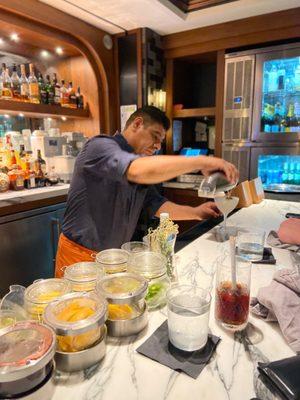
[114, 132, 135, 153]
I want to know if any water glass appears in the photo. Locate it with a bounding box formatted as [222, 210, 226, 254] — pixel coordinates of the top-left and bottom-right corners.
[166, 284, 211, 351]
[237, 228, 265, 261]
[215, 258, 251, 331]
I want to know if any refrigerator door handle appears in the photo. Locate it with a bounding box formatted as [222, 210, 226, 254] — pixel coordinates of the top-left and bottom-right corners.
[50, 218, 61, 274]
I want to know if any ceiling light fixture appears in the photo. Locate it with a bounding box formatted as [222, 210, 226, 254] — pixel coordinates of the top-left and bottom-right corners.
[10, 33, 19, 42]
[61, 116, 67, 121]
[55, 47, 63, 55]
[4, 114, 10, 119]
[18, 113, 24, 118]
[41, 50, 50, 58]
[0, 38, 4, 45]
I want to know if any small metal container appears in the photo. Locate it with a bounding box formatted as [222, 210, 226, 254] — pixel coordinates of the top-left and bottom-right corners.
[25, 278, 71, 321]
[96, 273, 148, 337]
[64, 262, 104, 292]
[55, 325, 107, 372]
[0, 321, 56, 399]
[95, 249, 128, 274]
[44, 292, 108, 372]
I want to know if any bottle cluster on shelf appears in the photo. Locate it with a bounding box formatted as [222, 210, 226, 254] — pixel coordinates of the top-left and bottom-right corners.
[261, 57, 300, 133]
[0, 135, 58, 193]
[258, 155, 300, 187]
[0, 62, 84, 109]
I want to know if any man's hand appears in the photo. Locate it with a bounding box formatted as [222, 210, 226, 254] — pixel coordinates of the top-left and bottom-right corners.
[200, 157, 239, 184]
[193, 201, 221, 220]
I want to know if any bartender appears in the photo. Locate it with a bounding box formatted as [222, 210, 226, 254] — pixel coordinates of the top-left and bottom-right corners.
[55, 106, 238, 277]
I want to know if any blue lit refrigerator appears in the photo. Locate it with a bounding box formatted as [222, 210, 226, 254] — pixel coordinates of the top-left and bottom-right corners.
[222, 42, 300, 193]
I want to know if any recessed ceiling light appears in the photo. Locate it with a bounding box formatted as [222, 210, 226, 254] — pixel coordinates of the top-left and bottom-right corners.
[10, 33, 19, 42]
[47, 117, 52, 121]
[61, 116, 67, 121]
[4, 114, 10, 119]
[41, 50, 50, 58]
[18, 113, 24, 118]
[0, 38, 4, 45]
[55, 47, 63, 55]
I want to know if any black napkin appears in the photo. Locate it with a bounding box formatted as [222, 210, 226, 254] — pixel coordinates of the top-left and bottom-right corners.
[136, 320, 220, 379]
[252, 247, 276, 265]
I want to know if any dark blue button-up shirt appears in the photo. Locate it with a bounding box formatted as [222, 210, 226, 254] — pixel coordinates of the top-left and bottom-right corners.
[62, 133, 167, 251]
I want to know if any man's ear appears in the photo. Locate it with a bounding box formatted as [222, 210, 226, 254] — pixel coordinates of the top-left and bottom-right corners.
[132, 117, 144, 131]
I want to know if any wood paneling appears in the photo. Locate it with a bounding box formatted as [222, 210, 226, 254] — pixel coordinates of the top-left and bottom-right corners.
[165, 59, 174, 154]
[0, 0, 117, 134]
[173, 107, 216, 118]
[163, 8, 300, 58]
[214, 50, 225, 157]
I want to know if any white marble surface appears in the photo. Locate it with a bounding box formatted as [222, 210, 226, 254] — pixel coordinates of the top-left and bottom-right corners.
[0, 183, 69, 207]
[51, 199, 300, 400]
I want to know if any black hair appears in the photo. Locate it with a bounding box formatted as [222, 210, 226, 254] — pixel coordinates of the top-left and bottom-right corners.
[124, 106, 170, 131]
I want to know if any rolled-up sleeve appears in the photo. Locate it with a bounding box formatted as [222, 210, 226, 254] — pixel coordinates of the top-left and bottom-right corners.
[143, 185, 168, 218]
[83, 137, 139, 182]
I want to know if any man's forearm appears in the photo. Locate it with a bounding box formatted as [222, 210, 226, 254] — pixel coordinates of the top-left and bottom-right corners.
[155, 201, 200, 221]
[127, 155, 206, 184]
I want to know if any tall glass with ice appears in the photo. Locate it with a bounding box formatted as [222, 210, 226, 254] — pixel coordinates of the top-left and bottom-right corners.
[166, 284, 211, 351]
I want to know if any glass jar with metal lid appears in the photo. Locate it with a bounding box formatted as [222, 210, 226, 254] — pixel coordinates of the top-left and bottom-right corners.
[96, 272, 148, 337]
[64, 262, 104, 292]
[95, 249, 128, 274]
[128, 251, 170, 310]
[43, 292, 108, 372]
[25, 278, 71, 321]
[0, 321, 56, 399]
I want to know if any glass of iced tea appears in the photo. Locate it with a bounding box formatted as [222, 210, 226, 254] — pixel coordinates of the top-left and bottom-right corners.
[215, 257, 251, 331]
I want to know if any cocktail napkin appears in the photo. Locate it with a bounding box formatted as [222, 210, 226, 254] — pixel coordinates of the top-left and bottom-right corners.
[136, 320, 220, 379]
[252, 247, 276, 265]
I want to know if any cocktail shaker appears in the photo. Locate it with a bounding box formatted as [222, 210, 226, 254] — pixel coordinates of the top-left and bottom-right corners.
[199, 172, 238, 195]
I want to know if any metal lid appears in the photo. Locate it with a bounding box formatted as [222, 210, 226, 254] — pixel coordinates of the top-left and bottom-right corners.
[96, 273, 148, 304]
[95, 249, 128, 273]
[129, 252, 167, 279]
[25, 278, 71, 305]
[43, 292, 107, 336]
[0, 321, 55, 383]
[64, 262, 104, 283]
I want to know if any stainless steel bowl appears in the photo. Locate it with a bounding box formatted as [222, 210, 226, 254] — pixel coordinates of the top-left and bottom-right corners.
[55, 325, 107, 372]
[106, 303, 148, 337]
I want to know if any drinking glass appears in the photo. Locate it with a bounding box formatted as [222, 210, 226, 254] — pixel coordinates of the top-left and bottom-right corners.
[166, 284, 211, 351]
[214, 193, 239, 237]
[215, 258, 251, 331]
[237, 228, 265, 261]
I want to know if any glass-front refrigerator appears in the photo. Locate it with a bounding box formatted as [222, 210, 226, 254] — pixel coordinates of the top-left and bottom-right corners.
[252, 43, 300, 143]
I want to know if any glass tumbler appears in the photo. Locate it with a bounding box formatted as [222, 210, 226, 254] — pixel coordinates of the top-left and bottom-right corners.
[237, 228, 265, 261]
[166, 284, 211, 351]
[215, 258, 251, 331]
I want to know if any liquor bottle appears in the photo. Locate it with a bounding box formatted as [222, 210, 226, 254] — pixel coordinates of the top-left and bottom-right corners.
[286, 103, 297, 132]
[11, 64, 21, 100]
[0, 154, 9, 192]
[277, 62, 286, 91]
[28, 64, 40, 104]
[60, 80, 69, 107]
[76, 86, 84, 109]
[268, 64, 278, 92]
[8, 164, 25, 190]
[45, 75, 55, 105]
[10, 149, 17, 168]
[20, 64, 29, 102]
[34, 149, 47, 176]
[53, 73, 61, 105]
[67, 81, 77, 109]
[1, 64, 13, 100]
[19, 144, 26, 169]
[24, 151, 36, 189]
[38, 73, 47, 104]
[47, 166, 59, 185]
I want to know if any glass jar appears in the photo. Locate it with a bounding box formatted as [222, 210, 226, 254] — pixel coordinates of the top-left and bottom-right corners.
[0, 321, 55, 399]
[25, 278, 71, 321]
[95, 249, 128, 274]
[215, 257, 251, 331]
[64, 262, 104, 292]
[96, 273, 148, 336]
[43, 292, 107, 353]
[129, 251, 170, 310]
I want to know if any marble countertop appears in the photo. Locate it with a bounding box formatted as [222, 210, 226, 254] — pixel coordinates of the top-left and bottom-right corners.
[51, 199, 300, 400]
[0, 183, 69, 208]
